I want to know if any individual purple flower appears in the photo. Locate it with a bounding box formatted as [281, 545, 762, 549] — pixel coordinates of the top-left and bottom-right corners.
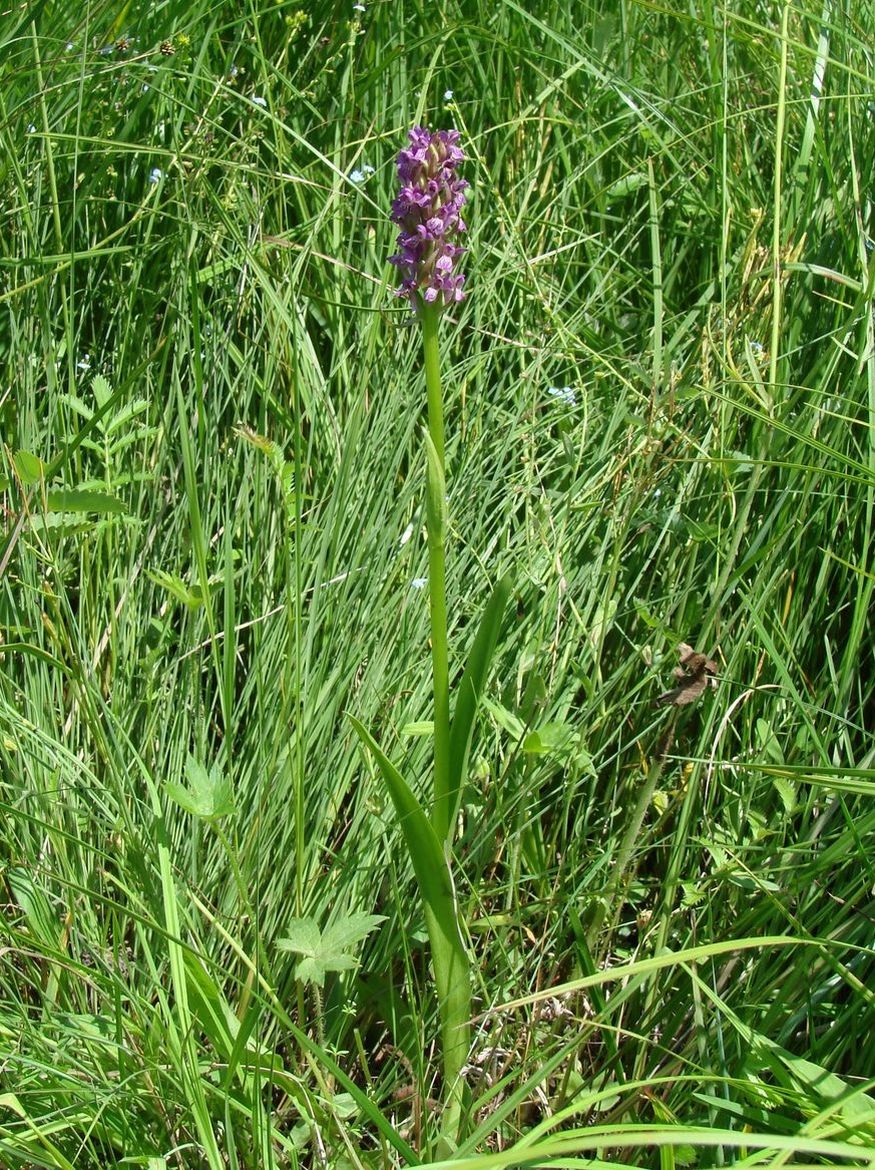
[388, 126, 468, 310]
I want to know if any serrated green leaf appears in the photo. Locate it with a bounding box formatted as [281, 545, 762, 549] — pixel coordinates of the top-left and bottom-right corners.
[104, 398, 148, 433]
[320, 954, 359, 974]
[772, 776, 796, 813]
[165, 755, 235, 820]
[674, 1145, 698, 1166]
[681, 882, 706, 908]
[280, 463, 295, 497]
[59, 393, 94, 420]
[29, 514, 96, 535]
[91, 373, 112, 407]
[291, 956, 319, 985]
[277, 917, 322, 958]
[278, 912, 381, 987]
[164, 782, 201, 817]
[148, 570, 204, 609]
[297, 954, 346, 986]
[321, 912, 385, 955]
[210, 776, 236, 817]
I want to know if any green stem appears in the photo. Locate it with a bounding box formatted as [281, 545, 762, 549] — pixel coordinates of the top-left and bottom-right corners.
[428, 899, 470, 1156]
[420, 301, 470, 1150]
[421, 303, 452, 842]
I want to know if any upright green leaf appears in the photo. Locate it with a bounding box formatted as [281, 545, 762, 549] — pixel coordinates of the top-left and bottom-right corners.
[348, 715, 471, 1136]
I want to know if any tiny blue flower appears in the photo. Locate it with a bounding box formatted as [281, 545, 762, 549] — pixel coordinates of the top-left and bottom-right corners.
[148, 167, 163, 184]
[349, 169, 366, 184]
[443, 90, 454, 101]
[410, 577, 428, 590]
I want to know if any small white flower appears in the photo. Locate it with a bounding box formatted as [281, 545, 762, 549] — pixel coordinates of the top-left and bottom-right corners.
[363, 163, 375, 175]
[443, 90, 454, 101]
[148, 167, 163, 184]
[353, 3, 366, 10]
[548, 385, 576, 407]
[141, 84, 150, 93]
[349, 169, 366, 184]
[251, 95, 267, 107]
[410, 577, 427, 590]
[65, 42, 75, 52]
[26, 123, 36, 134]
[399, 523, 414, 546]
[76, 354, 91, 371]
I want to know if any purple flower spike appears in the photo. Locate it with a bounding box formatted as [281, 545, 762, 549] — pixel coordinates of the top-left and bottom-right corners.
[389, 126, 468, 310]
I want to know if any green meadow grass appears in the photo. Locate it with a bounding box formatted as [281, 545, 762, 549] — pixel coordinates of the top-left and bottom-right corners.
[2, 0, 874, 1166]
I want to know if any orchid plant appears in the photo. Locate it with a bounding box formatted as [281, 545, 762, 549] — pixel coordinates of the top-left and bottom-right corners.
[351, 127, 510, 1154]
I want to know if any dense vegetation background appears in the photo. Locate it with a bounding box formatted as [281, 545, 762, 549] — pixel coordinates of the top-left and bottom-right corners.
[1, 0, 874, 1166]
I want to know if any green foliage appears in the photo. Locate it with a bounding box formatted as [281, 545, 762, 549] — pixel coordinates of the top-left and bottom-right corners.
[165, 754, 236, 820]
[350, 712, 472, 1146]
[8, 449, 45, 486]
[1, 0, 874, 1166]
[277, 912, 385, 987]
